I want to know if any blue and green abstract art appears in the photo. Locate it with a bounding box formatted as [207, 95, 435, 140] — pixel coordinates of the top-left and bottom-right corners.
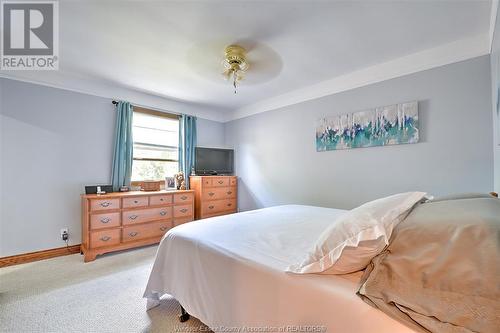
[316, 101, 419, 151]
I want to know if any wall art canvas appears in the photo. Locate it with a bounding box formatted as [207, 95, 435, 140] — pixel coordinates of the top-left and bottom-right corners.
[316, 101, 419, 151]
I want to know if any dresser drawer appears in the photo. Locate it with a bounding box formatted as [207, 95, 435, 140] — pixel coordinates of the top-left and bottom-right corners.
[212, 177, 230, 187]
[224, 199, 237, 211]
[90, 212, 120, 230]
[174, 192, 193, 204]
[123, 196, 148, 209]
[174, 204, 193, 218]
[202, 187, 236, 200]
[90, 198, 120, 211]
[149, 194, 172, 206]
[173, 217, 193, 227]
[201, 199, 236, 215]
[90, 229, 120, 248]
[122, 207, 172, 225]
[204, 210, 236, 219]
[122, 221, 171, 242]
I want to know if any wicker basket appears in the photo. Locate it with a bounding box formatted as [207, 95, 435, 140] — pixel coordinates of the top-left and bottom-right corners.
[141, 181, 161, 192]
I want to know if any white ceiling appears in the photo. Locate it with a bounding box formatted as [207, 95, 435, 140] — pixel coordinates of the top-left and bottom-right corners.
[0, 0, 494, 121]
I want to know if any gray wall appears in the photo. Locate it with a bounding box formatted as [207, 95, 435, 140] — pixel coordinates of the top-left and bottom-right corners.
[197, 117, 225, 148]
[491, 9, 500, 193]
[225, 56, 494, 211]
[0, 78, 225, 257]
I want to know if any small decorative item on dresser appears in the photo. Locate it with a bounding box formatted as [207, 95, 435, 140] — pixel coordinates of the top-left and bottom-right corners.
[166, 177, 175, 189]
[174, 172, 185, 190]
[141, 181, 161, 192]
[96, 186, 106, 195]
[119, 186, 130, 192]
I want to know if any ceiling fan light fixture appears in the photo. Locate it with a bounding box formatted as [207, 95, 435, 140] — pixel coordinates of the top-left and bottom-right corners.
[222, 45, 249, 94]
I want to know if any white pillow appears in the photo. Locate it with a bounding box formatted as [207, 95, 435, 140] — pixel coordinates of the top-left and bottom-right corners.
[286, 192, 427, 275]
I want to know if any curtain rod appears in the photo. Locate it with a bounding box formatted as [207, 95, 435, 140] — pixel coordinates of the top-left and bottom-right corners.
[111, 100, 182, 116]
[111, 100, 196, 119]
[111, 100, 203, 121]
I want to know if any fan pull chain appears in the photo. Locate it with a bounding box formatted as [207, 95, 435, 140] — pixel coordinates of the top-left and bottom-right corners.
[233, 70, 237, 94]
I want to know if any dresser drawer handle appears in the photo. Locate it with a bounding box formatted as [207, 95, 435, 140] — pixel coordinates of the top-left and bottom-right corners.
[227, 203, 232, 207]
[129, 215, 138, 220]
[128, 231, 139, 237]
[100, 217, 111, 224]
[160, 198, 164, 201]
[180, 208, 188, 213]
[100, 236, 111, 242]
[180, 195, 188, 200]
[100, 202, 111, 207]
[159, 211, 167, 216]
[218, 180, 224, 184]
[227, 191, 232, 195]
[133, 200, 139, 204]
[160, 226, 168, 231]
[208, 205, 215, 210]
[208, 192, 215, 196]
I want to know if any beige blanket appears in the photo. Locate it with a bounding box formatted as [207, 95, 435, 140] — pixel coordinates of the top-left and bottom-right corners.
[358, 197, 500, 333]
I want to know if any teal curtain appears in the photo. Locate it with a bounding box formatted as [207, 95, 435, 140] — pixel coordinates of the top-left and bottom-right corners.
[179, 115, 197, 189]
[111, 101, 134, 191]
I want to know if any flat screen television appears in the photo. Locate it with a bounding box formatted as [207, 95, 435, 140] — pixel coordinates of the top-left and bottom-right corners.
[195, 147, 234, 175]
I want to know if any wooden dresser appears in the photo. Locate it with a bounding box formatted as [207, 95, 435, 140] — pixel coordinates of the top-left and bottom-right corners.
[190, 176, 237, 219]
[81, 190, 194, 262]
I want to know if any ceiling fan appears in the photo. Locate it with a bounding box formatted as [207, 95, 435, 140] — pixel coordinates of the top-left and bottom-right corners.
[222, 45, 249, 94]
[186, 40, 282, 94]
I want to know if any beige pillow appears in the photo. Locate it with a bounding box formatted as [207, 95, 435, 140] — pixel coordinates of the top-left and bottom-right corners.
[357, 197, 500, 332]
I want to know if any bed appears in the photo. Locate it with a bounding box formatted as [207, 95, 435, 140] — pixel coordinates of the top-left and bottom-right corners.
[144, 205, 416, 332]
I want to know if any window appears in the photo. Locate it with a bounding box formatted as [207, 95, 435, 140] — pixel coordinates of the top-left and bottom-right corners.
[131, 108, 179, 182]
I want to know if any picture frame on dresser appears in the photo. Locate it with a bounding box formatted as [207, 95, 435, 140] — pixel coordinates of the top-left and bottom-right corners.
[81, 190, 194, 262]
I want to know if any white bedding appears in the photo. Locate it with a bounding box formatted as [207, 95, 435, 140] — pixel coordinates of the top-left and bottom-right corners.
[144, 205, 416, 333]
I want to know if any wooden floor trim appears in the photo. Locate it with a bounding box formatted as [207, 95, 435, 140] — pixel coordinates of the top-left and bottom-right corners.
[0, 244, 81, 268]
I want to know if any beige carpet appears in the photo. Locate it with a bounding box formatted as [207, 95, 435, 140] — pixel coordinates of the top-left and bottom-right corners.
[0, 245, 209, 333]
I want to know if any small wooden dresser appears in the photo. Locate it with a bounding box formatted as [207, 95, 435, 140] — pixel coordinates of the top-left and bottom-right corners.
[81, 190, 194, 262]
[190, 176, 237, 219]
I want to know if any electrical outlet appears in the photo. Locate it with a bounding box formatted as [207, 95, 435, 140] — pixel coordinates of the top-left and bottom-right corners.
[60, 228, 69, 241]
